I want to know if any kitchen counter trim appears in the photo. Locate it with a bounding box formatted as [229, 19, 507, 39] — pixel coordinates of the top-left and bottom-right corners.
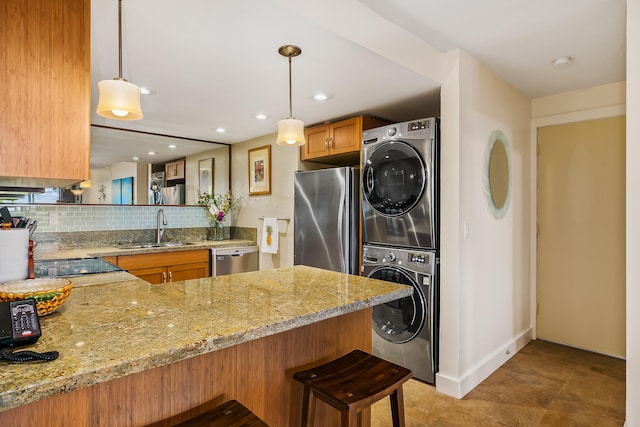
[36, 239, 255, 260]
[0, 266, 411, 412]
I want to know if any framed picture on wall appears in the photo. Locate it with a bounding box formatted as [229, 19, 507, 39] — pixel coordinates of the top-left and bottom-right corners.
[248, 145, 271, 196]
[111, 179, 121, 204]
[199, 158, 214, 195]
[111, 177, 134, 204]
[121, 177, 134, 204]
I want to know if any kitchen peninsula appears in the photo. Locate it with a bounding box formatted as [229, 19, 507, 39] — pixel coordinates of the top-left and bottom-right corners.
[0, 266, 411, 426]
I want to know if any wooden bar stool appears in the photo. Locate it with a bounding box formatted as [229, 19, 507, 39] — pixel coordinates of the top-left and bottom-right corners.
[293, 349, 413, 427]
[172, 400, 268, 427]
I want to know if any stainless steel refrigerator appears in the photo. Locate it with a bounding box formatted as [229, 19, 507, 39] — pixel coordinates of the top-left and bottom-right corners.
[294, 167, 359, 275]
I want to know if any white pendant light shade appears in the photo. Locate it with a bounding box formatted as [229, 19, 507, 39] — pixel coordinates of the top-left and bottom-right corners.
[277, 118, 305, 146]
[97, 79, 143, 120]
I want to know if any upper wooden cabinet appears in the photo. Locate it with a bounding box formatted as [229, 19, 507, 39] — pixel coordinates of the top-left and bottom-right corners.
[0, 0, 90, 187]
[300, 116, 389, 165]
[165, 159, 186, 181]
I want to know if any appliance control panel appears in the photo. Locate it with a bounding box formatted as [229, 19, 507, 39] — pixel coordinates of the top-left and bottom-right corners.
[364, 117, 436, 143]
[362, 245, 436, 273]
[402, 120, 432, 138]
[408, 120, 430, 131]
[409, 253, 428, 264]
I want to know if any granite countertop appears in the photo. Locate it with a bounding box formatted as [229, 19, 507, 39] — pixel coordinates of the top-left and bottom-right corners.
[0, 265, 411, 412]
[36, 239, 255, 260]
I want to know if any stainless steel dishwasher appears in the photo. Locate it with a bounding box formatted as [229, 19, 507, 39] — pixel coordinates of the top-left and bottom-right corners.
[210, 246, 259, 276]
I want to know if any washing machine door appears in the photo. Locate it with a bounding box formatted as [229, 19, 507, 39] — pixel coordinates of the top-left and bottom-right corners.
[362, 141, 425, 216]
[368, 266, 426, 343]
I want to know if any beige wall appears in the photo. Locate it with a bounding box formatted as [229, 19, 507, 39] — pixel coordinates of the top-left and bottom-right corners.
[537, 117, 625, 357]
[230, 134, 299, 270]
[185, 145, 230, 205]
[85, 162, 144, 204]
[528, 80, 629, 412]
[627, 0, 639, 424]
[437, 49, 532, 398]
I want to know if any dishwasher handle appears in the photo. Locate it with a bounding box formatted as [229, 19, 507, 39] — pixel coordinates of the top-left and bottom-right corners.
[211, 246, 259, 256]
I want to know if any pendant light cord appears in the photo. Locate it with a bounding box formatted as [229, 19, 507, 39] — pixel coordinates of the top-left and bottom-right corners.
[288, 56, 293, 119]
[118, 0, 123, 80]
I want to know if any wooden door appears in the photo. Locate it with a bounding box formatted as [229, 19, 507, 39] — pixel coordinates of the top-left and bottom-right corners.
[330, 117, 361, 155]
[301, 125, 330, 160]
[166, 162, 177, 180]
[169, 262, 210, 282]
[128, 267, 167, 284]
[174, 159, 185, 180]
[537, 116, 626, 356]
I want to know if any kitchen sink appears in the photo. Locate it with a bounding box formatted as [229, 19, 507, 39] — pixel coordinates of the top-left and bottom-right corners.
[115, 242, 195, 249]
[160, 242, 196, 247]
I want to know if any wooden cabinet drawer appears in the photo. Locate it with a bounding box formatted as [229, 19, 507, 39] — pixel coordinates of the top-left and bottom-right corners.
[169, 262, 209, 282]
[114, 250, 209, 270]
[128, 267, 167, 285]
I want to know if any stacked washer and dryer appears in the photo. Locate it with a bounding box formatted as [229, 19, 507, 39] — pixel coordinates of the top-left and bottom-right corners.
[361, 117, 440, 384]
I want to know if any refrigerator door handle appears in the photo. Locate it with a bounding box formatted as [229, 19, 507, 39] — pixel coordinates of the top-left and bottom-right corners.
[336, 176, 347, 273]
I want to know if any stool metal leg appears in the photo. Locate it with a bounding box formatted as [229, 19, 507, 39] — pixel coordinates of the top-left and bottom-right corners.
[390, 387, 406, 427]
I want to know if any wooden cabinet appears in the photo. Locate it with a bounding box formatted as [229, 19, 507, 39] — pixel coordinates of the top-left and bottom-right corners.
[300, 116, 389, 165]
[129, 263, 209, 284]
[165, 159, 185, 181]
[108, 250, 210, 285]
[0, 0, 90, 187]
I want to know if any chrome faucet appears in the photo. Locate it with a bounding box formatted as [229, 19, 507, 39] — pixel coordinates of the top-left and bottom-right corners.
[156, 209, 167, 244]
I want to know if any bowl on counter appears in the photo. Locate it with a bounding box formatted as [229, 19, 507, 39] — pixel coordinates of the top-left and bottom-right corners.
[0, 278, 73, 316]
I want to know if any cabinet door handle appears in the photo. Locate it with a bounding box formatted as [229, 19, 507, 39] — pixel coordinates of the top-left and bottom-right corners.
[162, 272, 167, 283]
[169, 272, 173, 282]
[329, 136, 335, 148]
[325, 138, 329, 149]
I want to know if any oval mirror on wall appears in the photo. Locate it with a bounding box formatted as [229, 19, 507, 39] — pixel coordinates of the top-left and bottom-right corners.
[483, 130, 512, 219]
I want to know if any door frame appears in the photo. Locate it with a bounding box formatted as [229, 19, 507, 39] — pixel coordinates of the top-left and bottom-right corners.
[529, 103, 626, 338]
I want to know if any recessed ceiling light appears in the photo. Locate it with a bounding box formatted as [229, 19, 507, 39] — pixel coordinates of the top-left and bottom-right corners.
[313, 92, 332, 101]
[132, 156, 140, 161]
[168, 144, 177, 149]
[216, 127, 226, 133]
[148, 151, 156, 155]
[140, 87, 156, 95]
[255, 113, 268, 120]
[552, 56, 572, 67]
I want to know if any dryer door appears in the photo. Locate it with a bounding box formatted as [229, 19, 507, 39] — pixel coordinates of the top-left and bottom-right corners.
[368, 266, 426, 343]
[362, 140, 425, 216]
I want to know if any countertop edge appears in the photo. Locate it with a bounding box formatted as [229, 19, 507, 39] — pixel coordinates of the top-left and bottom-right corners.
[0, 272, 411, 412]
[36, 239, 256, 260]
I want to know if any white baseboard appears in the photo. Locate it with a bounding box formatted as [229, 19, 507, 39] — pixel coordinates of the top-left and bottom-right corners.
[435, 328, 534, 398]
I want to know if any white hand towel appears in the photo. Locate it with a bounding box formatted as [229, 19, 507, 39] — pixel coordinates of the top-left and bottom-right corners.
[261, 218, 278, 254]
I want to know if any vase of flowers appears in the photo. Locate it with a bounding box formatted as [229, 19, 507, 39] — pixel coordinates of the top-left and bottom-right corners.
[197, 191, 240, 241]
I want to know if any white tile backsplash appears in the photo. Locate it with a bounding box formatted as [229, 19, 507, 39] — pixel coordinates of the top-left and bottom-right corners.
[7, 205, 210, 232]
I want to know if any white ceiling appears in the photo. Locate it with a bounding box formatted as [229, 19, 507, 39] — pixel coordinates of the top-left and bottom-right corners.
[90, 0, 626, 167]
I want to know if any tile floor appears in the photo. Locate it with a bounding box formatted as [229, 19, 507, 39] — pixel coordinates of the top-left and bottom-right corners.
[372, 339, 626, 426]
